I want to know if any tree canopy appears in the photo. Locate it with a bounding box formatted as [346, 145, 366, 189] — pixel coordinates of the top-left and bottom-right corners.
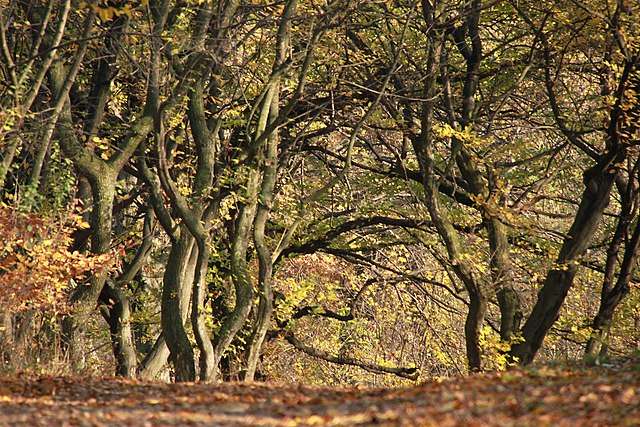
[0, 0, 639, 384]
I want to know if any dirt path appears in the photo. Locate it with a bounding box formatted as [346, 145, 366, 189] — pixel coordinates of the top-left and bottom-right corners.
[0, 363, 638, 426]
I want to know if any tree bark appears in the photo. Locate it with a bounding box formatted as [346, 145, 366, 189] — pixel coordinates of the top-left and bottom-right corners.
[191, 241, 215, 381]
[212, 170, 259, 381]
[586, 206, 640, 359]
[511, 160, 620, 364]
[100, 281, 137, 377]
[161, 230, 197, 382]
[140, 239, 197, 380]
[244, 0, 296, 382]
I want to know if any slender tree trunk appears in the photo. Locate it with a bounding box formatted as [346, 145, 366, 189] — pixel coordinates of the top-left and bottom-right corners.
[191, 241, 215, 381]
[244, 108, 279, 380]
[244, 294, 272, 381]
[139, 233, 197, 380]
[486, 219, 520, 341]
[100, 281, 137, 377]
[244, 0, 295, 378]
[464, 289, 487, 372]
[0, 312, 13, 366]
[412, 21, 486, 371]
[184, 78, 217, 382]
[28, 6, 96, 189]
[0, 136, 20, 189]
[161, 229, 196, 382]
[212, 171, 259, 381]
[511, 161, 619, 364]
[586, 215, 640, 359]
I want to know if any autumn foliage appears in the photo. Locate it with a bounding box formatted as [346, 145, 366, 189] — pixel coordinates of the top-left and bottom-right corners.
[0, 360, 638, 426]
[2, 0, 640, 406]
[0, 205, 112, 312]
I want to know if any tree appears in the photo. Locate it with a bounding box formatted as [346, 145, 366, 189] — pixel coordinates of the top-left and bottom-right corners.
[1, 0, 639, 383]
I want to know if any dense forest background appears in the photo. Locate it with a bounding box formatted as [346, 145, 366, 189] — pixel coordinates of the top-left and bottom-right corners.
[0, 0, 638, 386]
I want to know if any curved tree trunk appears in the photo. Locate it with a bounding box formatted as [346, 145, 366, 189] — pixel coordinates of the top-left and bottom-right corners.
[244, 0, 297, 381]
[244, 141, 277, 380]
[100, 281, 137, 377]
[586, 213, 640, 359]
[138, 334, 170, 380]
[161, 230, 196, 381]
[509, 10, 637, 365]
[464, 289, 487, 372]
[191, 241, 216, 381]
[139, 244, 197, 380]
[212, 170, 259, 381]
[63, 171, 116, 372]
[510, 162, 619, 364]
[486, 219, 520, 341]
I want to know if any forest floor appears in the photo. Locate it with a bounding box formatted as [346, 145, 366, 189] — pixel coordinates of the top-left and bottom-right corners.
[0, 360, 639, 426]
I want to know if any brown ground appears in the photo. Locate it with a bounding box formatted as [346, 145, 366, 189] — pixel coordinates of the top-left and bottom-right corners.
[0, 362, 638, 426]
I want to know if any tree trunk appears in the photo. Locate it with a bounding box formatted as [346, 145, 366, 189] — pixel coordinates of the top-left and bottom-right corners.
[140, 234, 197, 380]
[0, 311, 12, 365]
[244, 5, 292, 376]
[161, 229, 197, 382]
[511, 161, 619, 364]
[486, 219, 520, 341]
[138, 334, 170, 380]
[62, 172, 116, 373]
[212, 170, 259, 381]
[586, 214, 640, 360]
[0, 136, 20, 190]
[465, 289, 487, 372]
[100, 281, 137, 377]
[191, 241, 215, 381]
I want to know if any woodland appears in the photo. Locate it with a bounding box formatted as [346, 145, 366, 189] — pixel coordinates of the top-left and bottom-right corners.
[0, 0, 640, 418]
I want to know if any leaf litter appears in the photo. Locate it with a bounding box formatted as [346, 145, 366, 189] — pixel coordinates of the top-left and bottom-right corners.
[0, 361, 638, 426]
